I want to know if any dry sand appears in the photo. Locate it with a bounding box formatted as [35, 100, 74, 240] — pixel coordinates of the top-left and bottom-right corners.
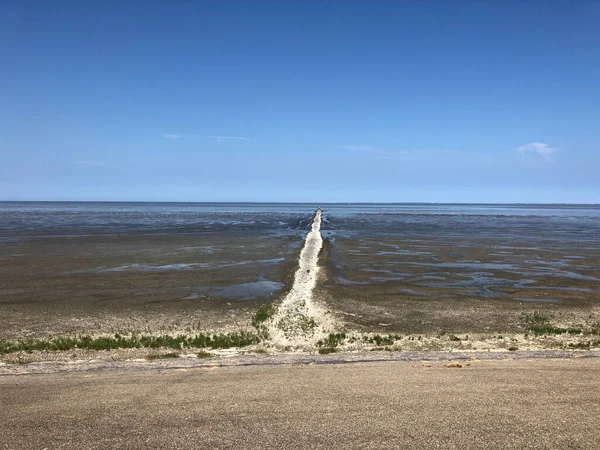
[2, 356, 599, 449]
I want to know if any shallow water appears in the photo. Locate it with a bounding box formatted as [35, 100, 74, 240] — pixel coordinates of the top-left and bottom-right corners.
[320, 203, 600, 304]
[0, 202, 318, 241]
[209, 280, 285, 300]
[1, 202, 599, 307]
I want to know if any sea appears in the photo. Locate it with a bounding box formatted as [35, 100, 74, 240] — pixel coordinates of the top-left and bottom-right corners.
[2, 201, 600, 239]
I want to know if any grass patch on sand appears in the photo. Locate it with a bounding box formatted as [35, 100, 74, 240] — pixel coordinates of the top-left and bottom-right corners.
[318, 347, 338, 355]
[362, 334, 401, 346]
[196, 350, 215, 358]
[147, 352, 179, 360]
[251, 304, 277, 339]
[316, 333, 346, 354]
[317, 333, 346, 348]
[252, 305, 276, 328]
[521, 311, 552, 325]
[521, 311, 586, 336]
[0, 331, 261, 355]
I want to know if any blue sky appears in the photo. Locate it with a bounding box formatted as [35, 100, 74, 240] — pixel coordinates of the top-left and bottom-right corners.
[1, 1, 599, 203]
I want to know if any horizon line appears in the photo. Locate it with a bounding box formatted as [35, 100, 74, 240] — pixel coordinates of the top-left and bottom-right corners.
[1, 200, 598, 206]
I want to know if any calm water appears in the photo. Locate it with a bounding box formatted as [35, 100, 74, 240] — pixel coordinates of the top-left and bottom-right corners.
[2, 202, 599, 234]
[3, 201, 599, 250]
[0, 202, 319, 241]
[320, 203, 600, 243]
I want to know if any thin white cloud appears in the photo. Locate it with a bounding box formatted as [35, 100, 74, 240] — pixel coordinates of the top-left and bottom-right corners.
[516, 142, 559, 161]
[211, 135, 249, 142]
[72, 160, 108, 167]
[163, 133, 185, 139]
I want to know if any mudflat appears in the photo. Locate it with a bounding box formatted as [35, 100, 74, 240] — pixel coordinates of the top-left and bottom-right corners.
[2, 203, 599, 358]
[2, 357, 599, 449]
[320, 207, 600, 336]
[0, 203, 311, 339]
[1, 233, 301, 339]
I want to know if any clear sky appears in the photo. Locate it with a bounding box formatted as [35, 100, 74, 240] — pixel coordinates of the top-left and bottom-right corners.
[1, 1, 599, 203]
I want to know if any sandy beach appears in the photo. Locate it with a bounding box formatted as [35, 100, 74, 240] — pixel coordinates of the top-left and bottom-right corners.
[2, 355, 599, 449]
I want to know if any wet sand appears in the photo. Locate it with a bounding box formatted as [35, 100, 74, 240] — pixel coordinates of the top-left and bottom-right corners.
[4, 229, 598, 341]
[0, 233, 301, 339]
[2, 356, 599, 449]
[2, 203, 599, 345]
[320, 229, 600, 336]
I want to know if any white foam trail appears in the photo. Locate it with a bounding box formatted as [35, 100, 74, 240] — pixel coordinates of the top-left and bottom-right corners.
[269, 209, 333, 348]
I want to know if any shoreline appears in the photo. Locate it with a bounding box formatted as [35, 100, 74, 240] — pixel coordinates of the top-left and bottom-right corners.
[3, 205, 599, 371]
[2, 348, 598, 377]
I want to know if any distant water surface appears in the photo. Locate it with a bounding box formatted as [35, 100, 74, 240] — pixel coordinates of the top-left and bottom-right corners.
[1, 202, 599, 330]
[318, 203, 600, 302]
[0, 202, 320, 241]
[2, 202, 599, 239]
